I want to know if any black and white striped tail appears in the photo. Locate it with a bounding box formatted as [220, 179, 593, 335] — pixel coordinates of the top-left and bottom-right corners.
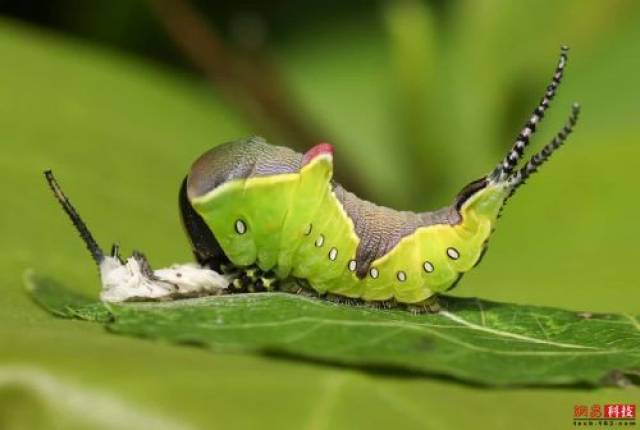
[491, 46, 569, 182]
[510, 103, 581, 190]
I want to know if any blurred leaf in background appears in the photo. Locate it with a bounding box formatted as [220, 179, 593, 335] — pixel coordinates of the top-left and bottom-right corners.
[0, 0, 639, 429]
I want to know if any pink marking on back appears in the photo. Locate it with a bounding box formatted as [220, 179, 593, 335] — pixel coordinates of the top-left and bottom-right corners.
[302, 143, 334, 166]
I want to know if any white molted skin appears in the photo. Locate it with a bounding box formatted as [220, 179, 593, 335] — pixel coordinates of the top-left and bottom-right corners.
[99, 256, 229, 303]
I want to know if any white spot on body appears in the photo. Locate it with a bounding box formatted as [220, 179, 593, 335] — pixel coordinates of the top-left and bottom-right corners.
[397, 271, 407, 282]
[348, 260, 357, 272]
[304, 223, 312, 235]
[447, 247, 460, 260]
[369, 267, 379, 279]
[328, 247, 338, 261]
[235, 219, 247, 234]
[423, 261, 434, 273]
[315, 235, 324, 247]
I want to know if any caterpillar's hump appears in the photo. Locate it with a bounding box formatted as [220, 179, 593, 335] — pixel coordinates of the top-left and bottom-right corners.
[187, 136, 304, 200]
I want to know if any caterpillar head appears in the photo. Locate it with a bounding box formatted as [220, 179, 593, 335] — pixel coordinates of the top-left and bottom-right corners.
[454, 46, 580, 226]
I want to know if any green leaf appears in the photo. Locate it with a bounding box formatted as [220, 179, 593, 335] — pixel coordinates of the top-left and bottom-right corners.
[25, 272, 111, 322]
[28, 274, 640, 387]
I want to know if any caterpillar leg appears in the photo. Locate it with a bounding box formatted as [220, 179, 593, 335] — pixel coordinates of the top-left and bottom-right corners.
[323, 293, 366, 307]
[221, 264, 281, 293]
[405, 295, 443, 314]
[273, 279, 443, 313]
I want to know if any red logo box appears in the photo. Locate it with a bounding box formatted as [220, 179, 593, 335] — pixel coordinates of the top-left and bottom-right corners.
[604, 404, 636, 419]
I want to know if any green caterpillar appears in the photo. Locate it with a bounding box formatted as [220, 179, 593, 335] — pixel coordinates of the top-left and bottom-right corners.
[46, 47, 580, 309]
[180, 46, 579, 306]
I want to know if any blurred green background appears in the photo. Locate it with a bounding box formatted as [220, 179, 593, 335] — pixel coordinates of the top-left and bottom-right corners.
[0, 0, 638, 429]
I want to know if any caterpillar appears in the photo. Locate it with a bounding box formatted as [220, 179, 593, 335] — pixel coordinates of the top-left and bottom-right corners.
[46, 46, 580, 310]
